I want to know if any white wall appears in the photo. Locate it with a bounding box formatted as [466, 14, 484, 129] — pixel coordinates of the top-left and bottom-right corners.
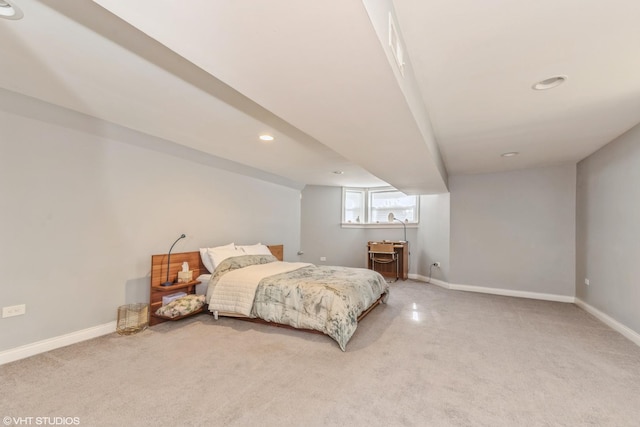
[576, 123, 640, 334]
[300, 186, 366, 268]
[414, 193, 450, 282]
[449, 165, 576, 296]
[0, 92, 301, 352]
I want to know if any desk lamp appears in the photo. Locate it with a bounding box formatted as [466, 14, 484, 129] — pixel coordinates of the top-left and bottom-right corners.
[388, 213, 407, 242]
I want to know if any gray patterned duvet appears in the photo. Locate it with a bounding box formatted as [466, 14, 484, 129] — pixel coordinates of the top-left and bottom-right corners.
[207, 255, 389, 350]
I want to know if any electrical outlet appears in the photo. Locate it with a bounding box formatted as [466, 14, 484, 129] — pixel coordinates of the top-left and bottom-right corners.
[585, 278, 590, 286]
[432, 262, 441, 268]
[320, 257, 327, 262]
[2, 304, 26, 318]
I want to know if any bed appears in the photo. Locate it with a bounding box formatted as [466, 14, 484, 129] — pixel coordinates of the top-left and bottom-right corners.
[150, 244, 389, 350]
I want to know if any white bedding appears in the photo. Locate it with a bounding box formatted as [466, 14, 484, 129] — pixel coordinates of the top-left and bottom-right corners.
[208, 261, 311, 316]
[195, 274, 212, 295]
[206, 254, 389, 350]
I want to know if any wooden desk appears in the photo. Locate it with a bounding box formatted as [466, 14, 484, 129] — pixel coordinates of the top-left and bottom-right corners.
[367, 241, 408, 280]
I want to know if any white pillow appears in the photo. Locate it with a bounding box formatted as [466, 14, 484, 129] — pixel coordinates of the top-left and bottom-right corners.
[206, 246, 243, 272]
[237, 243, 272, 256]
[199, 243, 235, 273]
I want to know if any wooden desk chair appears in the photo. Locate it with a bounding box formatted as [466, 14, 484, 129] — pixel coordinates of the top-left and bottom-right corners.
[369, 242, 398, 281]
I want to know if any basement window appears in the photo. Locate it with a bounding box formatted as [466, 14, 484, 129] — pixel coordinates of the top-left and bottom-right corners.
[342, 187, 419, 227]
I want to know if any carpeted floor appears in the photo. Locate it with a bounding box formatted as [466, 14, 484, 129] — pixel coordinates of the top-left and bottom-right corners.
[2, 281, 640, 426]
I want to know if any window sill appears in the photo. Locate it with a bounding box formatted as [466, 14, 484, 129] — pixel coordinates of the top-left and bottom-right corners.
[341, 223, 419, 229]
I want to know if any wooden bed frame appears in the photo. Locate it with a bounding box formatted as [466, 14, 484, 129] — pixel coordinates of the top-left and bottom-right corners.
[149, 245, 283, 326]
[149, 245, 387, 339]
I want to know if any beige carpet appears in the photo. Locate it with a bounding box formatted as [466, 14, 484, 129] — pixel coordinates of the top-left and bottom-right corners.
[2, 281, 640, 426]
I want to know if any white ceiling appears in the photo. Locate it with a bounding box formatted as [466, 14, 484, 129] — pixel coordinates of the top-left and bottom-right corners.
[393, 0, 640, 175]
[1, 0, 639, 193]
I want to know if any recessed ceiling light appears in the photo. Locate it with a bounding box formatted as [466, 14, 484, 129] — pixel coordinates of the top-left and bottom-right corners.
[501, 152, 519, 157]
[0, 0, 24, 20]
[259, 134, 274, 142]
[532, 75, 567, 91]
[333, 170, 344, 175]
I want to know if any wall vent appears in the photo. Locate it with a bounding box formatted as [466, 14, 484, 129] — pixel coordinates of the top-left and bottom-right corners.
[388, 12, 405, 77]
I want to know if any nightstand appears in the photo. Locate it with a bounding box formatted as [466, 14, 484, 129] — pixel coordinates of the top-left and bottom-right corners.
[149, 280, 202, 325]
[150, 251, 208, 325]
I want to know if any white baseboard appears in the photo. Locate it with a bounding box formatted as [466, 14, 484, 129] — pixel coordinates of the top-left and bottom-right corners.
[411, 275, 450, 289]
[0, 321, 116, 365]
[409, 274, 575, 303]
[574, 299, 640, 347]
